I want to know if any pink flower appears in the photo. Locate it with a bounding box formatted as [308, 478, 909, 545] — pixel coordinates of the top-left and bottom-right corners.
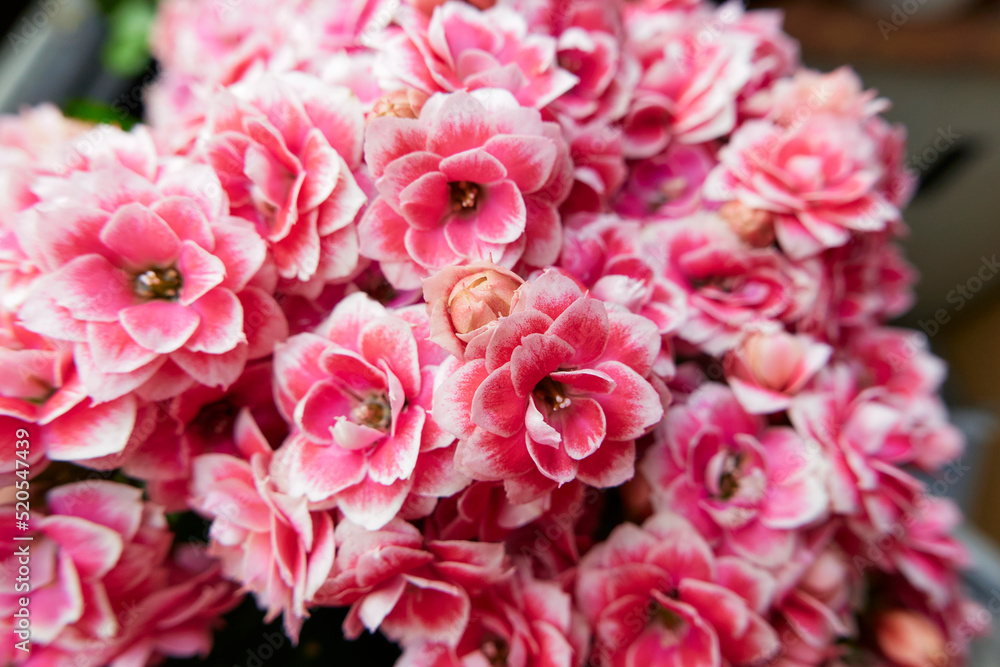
[397, 568, 588, 667]
[359, 89, 573, 288]
[376, 2, 579, 109]
[119, 360, 287, 511]
[196, 72, 368, 283]
[704, 115, 897, 259]
[422, 260, 524, 360]
[16, 151, 284, 403]
[724, 329, 832, 414]
[789, 365, 962, 531]
[796, 233, 915, 343]
[768, 542, 857, 667]
[548, 0, 639, 124]
[189, 411, 336, 640]
[434, 270, 663, 502]
[0, 481, 240, 665]
[560, 120, 628, 216]
[274, 293, 461, 529]
[642, 215, 809, 356]
[316, 518, 510, 648]
[614, 142, 716, 219]
[765, 67, 890, 128]
[559, 213, 686, 378]
[0, 318, 136, 467]
[622, 3, 759, 157]
[641, 383, 828, 565]
[576, 512, 780, 667]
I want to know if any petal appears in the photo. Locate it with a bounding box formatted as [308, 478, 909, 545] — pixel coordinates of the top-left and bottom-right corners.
[38, 515, 124, 579]
[176, 240, 227, 305]
[526, 432, 577, 484]
[438, 149, 507, 184]
[485, 310, 553, 373]
[360, 317, 422, 398]
[508, 333, 574, 397]
[547, 296, 610, 365]
[594, 361, 663, 440]
[50, 255, 135, 322]
[483, 135, 558, 192]
[150, 196, 214, 249]
[552, 396, 606, 460]
[455, 428, 533, 480]
[433, 359, 489, 438]
[576, 438, 635, 488]
[471, 366, 526, 437]
[358, 199, 412, 262]
[289, 435, 368, 501]
[99, 203, 180, 270]
[119, 302, 200, 354]
[41, 395, 137, 461]
[184, 289, 245, 354]
[472, 180, 525, 244]
[87, 321, 160, 373]
[368, 407, 425, 484]
[399, 172, 450, 231]
[405, 226, 461, 269]
[337, 477, 414, 531]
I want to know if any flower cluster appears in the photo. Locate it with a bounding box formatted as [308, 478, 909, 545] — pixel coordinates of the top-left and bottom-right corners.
[0, 0, 986, 665]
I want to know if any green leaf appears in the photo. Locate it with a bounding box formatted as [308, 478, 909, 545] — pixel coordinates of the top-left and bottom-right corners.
[101, 0, 156, 77]
[62, 98, 139, 129]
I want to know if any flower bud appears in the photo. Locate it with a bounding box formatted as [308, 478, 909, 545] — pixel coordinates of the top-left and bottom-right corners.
[726, 330, 831, 414]
[876, 610, 947, 667]
[719, 200, 775, 248]
[448, 270, 520, 335]
[423, 262, 524, 359]
[368, 90, 424, 122]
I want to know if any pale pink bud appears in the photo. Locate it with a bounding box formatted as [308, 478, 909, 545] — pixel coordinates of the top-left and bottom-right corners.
[876, 610, 948, 667]
[726, 330, 831, 414]
[448, 269, 521, 334]
[423, 262, 524, 359]
[719, 200, 775, 248]
[368, 90, 425, 122]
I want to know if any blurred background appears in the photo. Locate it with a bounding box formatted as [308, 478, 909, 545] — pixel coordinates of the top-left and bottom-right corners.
[1, 0, 999, 662]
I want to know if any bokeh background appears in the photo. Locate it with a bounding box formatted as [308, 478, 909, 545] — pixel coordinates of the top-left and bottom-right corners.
[2, 0, 999, 663]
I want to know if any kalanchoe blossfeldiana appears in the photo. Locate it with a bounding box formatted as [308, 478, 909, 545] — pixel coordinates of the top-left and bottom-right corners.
[0, 481, 241, 665]
[396, 567, 589, 667]
[576, 512, 780, 667]
[195, 72, 368, 284]
[641, 383, 829, 566]
[274, 292, 464, 529]
[704, 113, 899, 260]
[16, 130, 286, 403]
[434, 269, 663, 502]
[189, 411, 335, 641]
[640, 214, 811, 356]
[376, 1, 579, 109]
[358, 89, 573, 289]
[315, 518, 510, 648]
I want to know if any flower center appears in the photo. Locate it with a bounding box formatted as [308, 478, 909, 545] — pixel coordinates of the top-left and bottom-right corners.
[449, 181, 482, 213]
[718, 452, 745, 500]
[134, 266, 182, 300]
[194, 401, 239, 440]
[481, 635, 509, 666]
[534, 377, 571, 412]
[350, 394, 392, 431]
